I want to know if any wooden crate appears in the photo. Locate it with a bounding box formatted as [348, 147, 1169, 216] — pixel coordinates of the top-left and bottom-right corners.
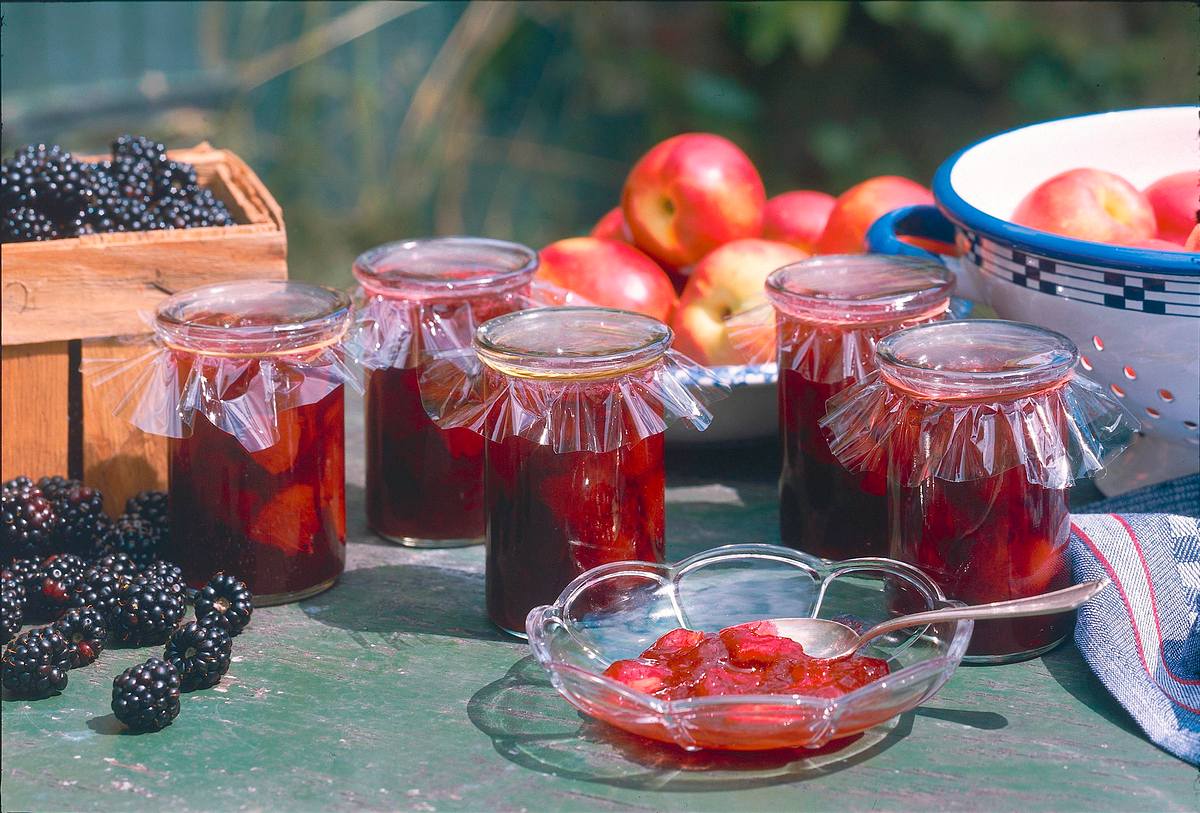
[1, 143, 287, 513]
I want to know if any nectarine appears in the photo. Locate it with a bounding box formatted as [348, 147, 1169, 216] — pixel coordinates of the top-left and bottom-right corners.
[1013, 168, 1155, 245]
[1143, 171, 1199, 245]
[671, 239, 808, 366]
[622, 133, 766, 269]
[762, 191, 836, 253]
[536, 237, 677, 323]
[815, 176, 934, 255]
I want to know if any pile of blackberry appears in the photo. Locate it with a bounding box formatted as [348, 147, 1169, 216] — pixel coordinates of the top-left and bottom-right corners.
[1, 472, 252, 733]
[0, 135, 233, 243]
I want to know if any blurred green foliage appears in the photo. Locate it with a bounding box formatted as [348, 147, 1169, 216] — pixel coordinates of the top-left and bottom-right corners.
[1, 1, 1193, 286]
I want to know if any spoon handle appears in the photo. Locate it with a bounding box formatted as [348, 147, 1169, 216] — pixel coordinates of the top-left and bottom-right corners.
[857, 578, 1110, 651]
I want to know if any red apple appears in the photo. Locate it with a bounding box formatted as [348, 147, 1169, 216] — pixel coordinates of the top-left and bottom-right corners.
[762, 190, 836, 253]
[815, 176, 935, 254]
[671, 239, 808, 366]
[1144, 171, 1199, 244]
[535, 237, 677, 323]
[1013, 168, 1156, 245]
[1186, 224, 1200, 252]
[622, 133, 766, 269]
[590, 206, 633, 243]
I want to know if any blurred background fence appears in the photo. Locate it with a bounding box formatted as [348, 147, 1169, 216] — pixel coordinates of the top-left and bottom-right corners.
[1, 1, 1193, 285]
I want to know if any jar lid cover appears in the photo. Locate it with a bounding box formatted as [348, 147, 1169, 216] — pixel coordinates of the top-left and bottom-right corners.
[475, 307, 672, 379]
[156, 280, 351, 355]
[877, 320, 1078, 399]
[353, 237, 537, 298]
[766, 255, 954, 324]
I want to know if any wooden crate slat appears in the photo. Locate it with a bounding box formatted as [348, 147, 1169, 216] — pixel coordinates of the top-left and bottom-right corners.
[1, 342, 71, 482]
[80, 338, 168, 516]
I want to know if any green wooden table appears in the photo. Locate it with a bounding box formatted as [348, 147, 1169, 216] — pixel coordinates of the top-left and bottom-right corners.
[3, 404, 1196, 812]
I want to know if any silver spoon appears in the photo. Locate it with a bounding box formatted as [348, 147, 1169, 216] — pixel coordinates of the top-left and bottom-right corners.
[769, 578, 1109, 660]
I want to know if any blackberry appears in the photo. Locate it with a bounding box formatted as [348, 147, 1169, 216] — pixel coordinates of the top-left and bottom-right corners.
[66, 564, 127, 622]
[112, 135, 166, 165]
[38, 553, 90, 615]
[165, 621, 232, 691]
[111, 658, 180, 732]
[93, 514, 159, 568]
[154, 161, 198, 199]
[95, 552, 139, 579]
[2, 476, 34, 496]
[1, 206, 57, 242]
[33, 475, 75, 499]
[124, 491, 168, 541]
[111, 155, 157, 204]
[194, 573, 253, 636]
[1, 567, 27, 603]
[53, 606, 108, 668]
[3, 558, 43, 597]
[43, 481, 109, 555]
[1, 627, 70, 698]
[1, 588, 24, 644]
[111, 577, 186, 645]
[141, 559, 181, 582]
[1, 486, 59, 561]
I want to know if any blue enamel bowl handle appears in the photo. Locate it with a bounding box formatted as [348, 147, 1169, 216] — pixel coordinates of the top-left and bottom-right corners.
[865, 205, 957, 259]
[866, 204, 981, 310]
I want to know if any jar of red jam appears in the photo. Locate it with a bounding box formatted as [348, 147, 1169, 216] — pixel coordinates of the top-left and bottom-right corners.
[139, 280, 357, 605]
[763, 255, 954, 559]
[822, 320, 1136, 663]
[429, 306, 722, 636]
[351, 237, 539, 548]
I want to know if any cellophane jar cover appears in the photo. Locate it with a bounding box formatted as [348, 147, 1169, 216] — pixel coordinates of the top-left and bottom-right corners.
[820, 320, 1138, 488]
[420, 307, 728, 454]
[91, 280, 361, 453]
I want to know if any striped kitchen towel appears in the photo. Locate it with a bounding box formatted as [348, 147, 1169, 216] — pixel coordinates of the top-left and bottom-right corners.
[1069, 505, 1200, 765]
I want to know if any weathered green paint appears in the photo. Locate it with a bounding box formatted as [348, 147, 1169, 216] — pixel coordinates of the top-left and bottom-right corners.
[3, 414, 1195, 811]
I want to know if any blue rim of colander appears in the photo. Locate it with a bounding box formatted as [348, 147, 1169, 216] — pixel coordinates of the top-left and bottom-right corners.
[932, 106, 1199, 276]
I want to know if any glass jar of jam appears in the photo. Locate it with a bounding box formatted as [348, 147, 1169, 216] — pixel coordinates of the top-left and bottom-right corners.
[763, 255, 954, 559]
[148, 280, 357, 605]
[434, 307, 720, 636]
[822, 320, 1136, 663]
[351, 237, 538, 548]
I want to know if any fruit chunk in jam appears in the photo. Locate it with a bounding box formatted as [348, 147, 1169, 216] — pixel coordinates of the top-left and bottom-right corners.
[894, 465, 1071, 659]
[603, 622, 890, 700]
[485, 433, 665, 634]
[166, 386, 346, 603]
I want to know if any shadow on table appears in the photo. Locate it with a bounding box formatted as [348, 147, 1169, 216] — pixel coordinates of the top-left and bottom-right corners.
[467, 655, 916, 792]
[666, 438, 779, 489]
[299, 563, 511, 644]
[1041, 642, 1143, 738]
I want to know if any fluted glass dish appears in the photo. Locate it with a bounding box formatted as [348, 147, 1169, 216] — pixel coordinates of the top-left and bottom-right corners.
[526, 544, 973, 751]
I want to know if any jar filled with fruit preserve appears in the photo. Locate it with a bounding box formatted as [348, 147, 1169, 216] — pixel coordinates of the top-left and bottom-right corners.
[752, 255, 954, 559]
[350, 237, 541, 548]
[822, 320, 1136, 663]
[111, 280, 359, 605]
[422, 306, 724, 635]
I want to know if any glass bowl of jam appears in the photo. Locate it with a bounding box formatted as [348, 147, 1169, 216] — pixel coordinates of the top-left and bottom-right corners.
[527, 544, 972, 752]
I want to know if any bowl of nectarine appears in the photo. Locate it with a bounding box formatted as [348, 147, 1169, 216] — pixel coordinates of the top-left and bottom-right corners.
[865, 105, 1198, 491]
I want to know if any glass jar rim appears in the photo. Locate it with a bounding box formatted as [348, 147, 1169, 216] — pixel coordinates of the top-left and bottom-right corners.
[353, 236, 538, 300]
[155, 280, 352, 356]
[766, 255, 955, 325]
[475, 306, 673, 380]
[876, 319, 1079, 400]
